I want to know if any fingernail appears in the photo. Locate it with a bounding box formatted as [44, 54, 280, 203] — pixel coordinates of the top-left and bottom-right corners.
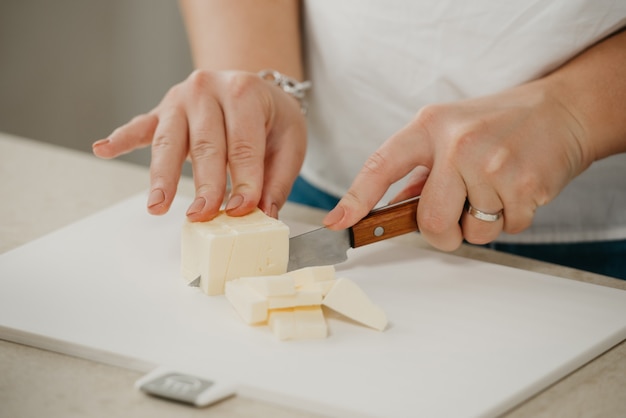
[323, 205, 345, 226]
[92, 138, 110, 147]
[226, 194, 244, 211]
[186, 197, 206, 216]
[269, 203, 279, 218]
[147, 189, 165, 208]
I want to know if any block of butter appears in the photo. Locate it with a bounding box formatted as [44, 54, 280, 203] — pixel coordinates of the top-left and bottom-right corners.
[181, 209, 289, 295]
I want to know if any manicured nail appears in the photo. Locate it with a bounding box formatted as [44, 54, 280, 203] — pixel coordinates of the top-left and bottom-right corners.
[147, 189, 165, 208]
[323, 205, 345, 226]
[186, 197, 206, 216]
[226, 194, 244, 211]
[269, 203, 279, 218]
[92, 138, 110, 147]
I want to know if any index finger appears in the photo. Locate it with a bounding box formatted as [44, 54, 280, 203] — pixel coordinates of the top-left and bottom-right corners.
[323, 122, 434, 229]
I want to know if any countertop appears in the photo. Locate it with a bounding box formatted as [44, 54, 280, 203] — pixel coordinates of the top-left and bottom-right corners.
[1, 132, 625, 418]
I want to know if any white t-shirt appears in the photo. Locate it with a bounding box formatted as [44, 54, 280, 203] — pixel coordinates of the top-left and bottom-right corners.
[301, 0, 626, 243]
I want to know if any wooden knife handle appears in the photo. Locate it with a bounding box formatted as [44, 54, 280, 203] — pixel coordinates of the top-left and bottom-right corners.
[350, 197, 420, 248]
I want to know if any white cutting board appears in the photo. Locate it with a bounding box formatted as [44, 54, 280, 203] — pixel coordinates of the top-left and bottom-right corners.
[1, 194, 625, 418]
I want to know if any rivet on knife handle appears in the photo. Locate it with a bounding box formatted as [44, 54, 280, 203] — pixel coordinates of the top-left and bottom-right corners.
[349, 197, 420, 248]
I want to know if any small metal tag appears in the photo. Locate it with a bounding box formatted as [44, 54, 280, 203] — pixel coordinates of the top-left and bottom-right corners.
[137, 368, 236, 407]
[140, 372, 214, 404]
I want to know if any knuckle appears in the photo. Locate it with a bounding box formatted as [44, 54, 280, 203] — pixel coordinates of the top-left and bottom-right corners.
[504, 223, 524, 235]
[228, 140, 258, 165]
[180, 70, 219, 102]
[534, 185, 551, 207]
[187, 69, 213, 90]
[224, 72, 259, 100]
[163, 82, 184, 102]
[463, 229, 496, 245]
[419, 211, 450, 237]
[482, 147, 511, 178]
[189, 138, 221, 161]
[195, 182, 223, 198]
[413, 104, 445, 130]
[454, 130, 484, 160]
[151, 133, 174, 151]
[361, 151, 389, 177]
[149, 173, 174, 191]
[502, 203, 535, 235]
[185, 70, 219, 100]
[411, 104, 449, 143]
[504, 217, 531, 235]
[515, 172, 550, 206]
[343, 189, 366, 208]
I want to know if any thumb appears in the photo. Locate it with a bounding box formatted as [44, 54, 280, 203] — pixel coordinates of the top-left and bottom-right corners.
[92, 113, 158, 159]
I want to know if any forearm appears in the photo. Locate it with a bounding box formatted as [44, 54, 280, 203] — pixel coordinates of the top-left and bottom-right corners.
[544, 27, 626, 164]
[179, 0, 304, 80]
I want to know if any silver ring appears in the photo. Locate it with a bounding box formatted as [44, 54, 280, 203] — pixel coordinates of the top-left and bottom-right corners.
[467, 204, 503, 222]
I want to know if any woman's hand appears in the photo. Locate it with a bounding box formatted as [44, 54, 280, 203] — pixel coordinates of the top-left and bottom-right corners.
[323, 79, 591, 251]
[93, 69, 307, 220]
[325, 28, 626, 252]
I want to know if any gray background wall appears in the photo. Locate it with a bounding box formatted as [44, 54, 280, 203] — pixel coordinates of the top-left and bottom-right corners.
[0, 0, 193, 167]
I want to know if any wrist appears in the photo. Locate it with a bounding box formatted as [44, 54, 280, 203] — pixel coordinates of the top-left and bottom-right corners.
[538, 76, 596, 168]
[539, 29, 626, 163]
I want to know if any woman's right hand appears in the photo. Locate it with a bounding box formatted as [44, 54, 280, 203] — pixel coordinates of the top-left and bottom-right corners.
[92, 69, 307, 220]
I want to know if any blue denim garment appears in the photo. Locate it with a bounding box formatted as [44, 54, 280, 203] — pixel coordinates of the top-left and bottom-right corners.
[488, 241, 626, 280]
[288, 176, 340, 211]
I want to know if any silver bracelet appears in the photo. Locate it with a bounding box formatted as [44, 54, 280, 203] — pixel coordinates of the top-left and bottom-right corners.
[258, 69, 312, 114]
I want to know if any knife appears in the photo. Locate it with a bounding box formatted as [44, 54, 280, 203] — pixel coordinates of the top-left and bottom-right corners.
[287, 196, 420, 271]
[187, 196, 420, 286]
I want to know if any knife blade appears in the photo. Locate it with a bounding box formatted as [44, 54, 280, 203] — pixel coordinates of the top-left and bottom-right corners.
[287, 196, 420, 271]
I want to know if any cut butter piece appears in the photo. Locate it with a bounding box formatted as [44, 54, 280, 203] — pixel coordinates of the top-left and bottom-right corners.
[181, 209, 289, 295]
[322, 278, 388, 331]
[298, 280, 336, 297]
[219, 251, 388, 339]
[181, 221, 235, 295]
[267, 290, 322, 310]
[268, 307, 327, 340]
[224, 279, 268, 325]
[238, 275, 296, 297]
[290, 265, 336, 287]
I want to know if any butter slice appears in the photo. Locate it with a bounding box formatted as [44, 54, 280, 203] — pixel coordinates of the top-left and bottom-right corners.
[298, 280, 336, 297]
[268, 307, 327, 340]
[182, 221, 236, 295]
[181, 209, 289, 295]
[267, 290, 322, 310]
[290, 265, 336, 287]
[322, 278, 388, 331]
[238, 275, 296, 297]
[224, 279, 268, 324]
